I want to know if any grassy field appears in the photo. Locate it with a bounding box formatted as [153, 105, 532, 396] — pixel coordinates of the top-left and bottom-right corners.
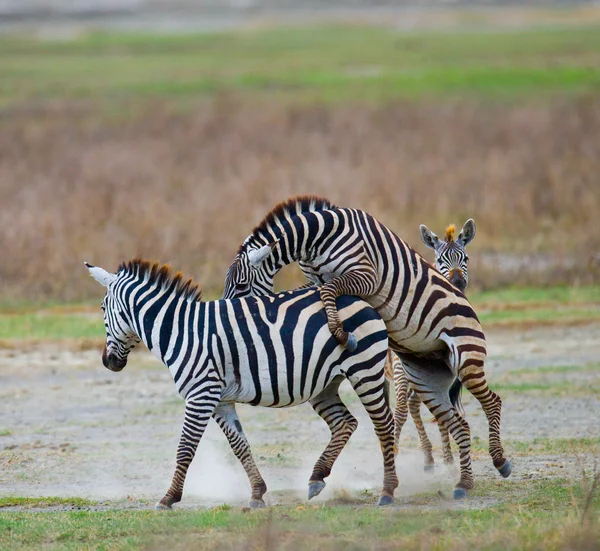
[0, 285, 598, 341]
[1, 478, 599, 550]
[1, 25, 600, 105]
[0, 23, 599, 301]
[1, 18, 600, 549]
[1, 300, 599, 550]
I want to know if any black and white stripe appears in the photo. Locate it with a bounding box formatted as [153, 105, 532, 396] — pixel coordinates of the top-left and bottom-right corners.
[86, 258, 397, 509]
[223, 196, 510, 498]
[391, 219, 476, 471]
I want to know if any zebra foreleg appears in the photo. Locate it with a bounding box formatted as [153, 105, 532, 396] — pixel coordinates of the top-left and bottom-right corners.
[318, 269, 377, 351]
[390, 352, 409, 456]
[156, 389, 221, 510]
[308, 378, 358, 500]
[347, 374, 398, 506]
[418, 393, 474, 498]
[439, 421, 455, 469]
[213, 403, 267, 509]
[402, 357, 474, 498]
[408, 390, 435, 471]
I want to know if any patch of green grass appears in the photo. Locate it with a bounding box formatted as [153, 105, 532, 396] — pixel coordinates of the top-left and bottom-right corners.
[478, 307, 600, 325]
[1, 285, 599, 341]
[0, 311, 103, 340]
[471, 285, 600, 306]
[510, 437, 600, 455]
[491, 380, 600, 397]
[470, 285, 600, 326]
[0, 496, 96, 509]
[470, 437, 600, 455]
[0, 430, 12, 437]
[509, 363, 600, 376]
[0, 479, 598, 551]
[492, 362, 600, 396]
[1, 25, 600, 106]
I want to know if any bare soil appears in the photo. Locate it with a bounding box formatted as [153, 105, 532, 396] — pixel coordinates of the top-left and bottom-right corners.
[1, 323, 599, 512]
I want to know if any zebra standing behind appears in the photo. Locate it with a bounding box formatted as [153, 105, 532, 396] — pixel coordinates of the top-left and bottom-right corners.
[85, 258, 398, 509]
[223, 196, 511, 499]
[390, 220, 475, 472]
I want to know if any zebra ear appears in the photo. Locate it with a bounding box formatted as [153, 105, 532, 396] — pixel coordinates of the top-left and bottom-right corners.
[420, 225, 442, 251]
[247, 241, 278, 267]
[85, 261, 117, 287]
[457, 219, 476, 247]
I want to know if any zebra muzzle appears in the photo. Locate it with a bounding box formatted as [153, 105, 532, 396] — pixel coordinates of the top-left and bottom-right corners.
[102, 346, 127, 372]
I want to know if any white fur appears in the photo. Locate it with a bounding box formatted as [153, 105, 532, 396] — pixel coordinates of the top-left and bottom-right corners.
[457, 219, 476, 247]
[419, 225, 442, 251]
[85, 263, 117, 287]
[247, 243, 275, 266]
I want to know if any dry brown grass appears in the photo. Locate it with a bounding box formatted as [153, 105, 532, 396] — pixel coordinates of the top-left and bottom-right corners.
[1, 94, 599, 302]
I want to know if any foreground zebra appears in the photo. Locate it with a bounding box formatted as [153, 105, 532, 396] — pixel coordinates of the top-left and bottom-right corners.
[390, 220, 475, 471]
[85, 258, 398, 509]
[223, 196, 510, 498]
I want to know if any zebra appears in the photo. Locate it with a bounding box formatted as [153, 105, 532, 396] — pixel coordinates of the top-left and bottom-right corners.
[222, 196, 511, 499]
[225, 211, 474, 474]
[85, 258, 398, 510]
[390, 220, 475, 472]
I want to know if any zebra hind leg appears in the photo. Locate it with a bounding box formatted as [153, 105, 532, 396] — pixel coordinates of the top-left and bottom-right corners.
[408, 390, 435, 472]
[308, 377, 358, 500]
[213, 403, 268, 508]
[318, 269, 377, 351]
[460, 367, 511, 479]
[347, 372, 398, 506]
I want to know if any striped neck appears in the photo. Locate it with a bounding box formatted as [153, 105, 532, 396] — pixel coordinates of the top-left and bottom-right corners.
[120, 276, 204, 366]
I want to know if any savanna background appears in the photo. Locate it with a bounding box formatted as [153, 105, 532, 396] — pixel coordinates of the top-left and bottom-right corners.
[0, 1, 599, 550]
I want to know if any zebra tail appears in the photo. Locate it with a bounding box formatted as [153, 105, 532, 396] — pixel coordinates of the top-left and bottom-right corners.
[449, 378, 464, 418]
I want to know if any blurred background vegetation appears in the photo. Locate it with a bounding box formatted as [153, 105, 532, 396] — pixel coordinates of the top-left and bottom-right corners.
[0, 1, 599, 302]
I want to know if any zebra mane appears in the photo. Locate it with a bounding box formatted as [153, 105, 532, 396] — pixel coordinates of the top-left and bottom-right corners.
[117, 258, 203, 302]
[445, 224, 456, 242]
[238, 195, 336, 254]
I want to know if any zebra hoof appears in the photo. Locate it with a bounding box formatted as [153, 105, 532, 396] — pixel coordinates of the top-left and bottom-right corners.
[424, 464, 435, 473]
[377, 494, 394, 506]
[497, 459, 512, 478]
[249, 499, 266, 509]
[308, 481, 326, 500]
[346, 333, 358, 352]
[155, 501, 172, 511]
[453, 488, 468, 500]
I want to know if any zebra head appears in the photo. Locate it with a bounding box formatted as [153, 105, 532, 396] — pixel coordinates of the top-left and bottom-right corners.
[222, 242, 277, 299]
[419, 219, 476, 292]
[85, 262, 140, 372]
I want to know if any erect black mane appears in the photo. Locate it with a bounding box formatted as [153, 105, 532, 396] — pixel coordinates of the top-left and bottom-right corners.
[117, 258, 203, 302]
[238, 195, 336, 254]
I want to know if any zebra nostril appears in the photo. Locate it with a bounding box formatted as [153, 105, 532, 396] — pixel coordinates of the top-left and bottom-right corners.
[102, 347, 127, 372]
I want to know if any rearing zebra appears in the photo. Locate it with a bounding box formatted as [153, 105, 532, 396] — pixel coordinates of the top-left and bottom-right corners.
[223, 196, 510, 499]
[85, 258, 398, 509]
[390, 220, 475, 471]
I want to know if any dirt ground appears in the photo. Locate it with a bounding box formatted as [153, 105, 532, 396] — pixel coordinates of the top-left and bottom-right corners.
[1, 323, 599, 512]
